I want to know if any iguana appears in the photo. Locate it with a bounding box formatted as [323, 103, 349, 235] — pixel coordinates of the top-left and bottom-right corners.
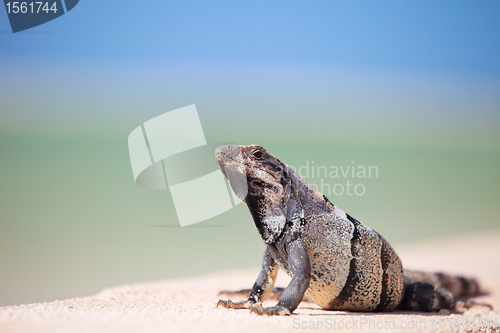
[215, 144, 489, 316]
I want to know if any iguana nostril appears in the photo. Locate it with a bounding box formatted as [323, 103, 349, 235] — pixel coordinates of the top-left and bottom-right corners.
[215, 145, 240, 162]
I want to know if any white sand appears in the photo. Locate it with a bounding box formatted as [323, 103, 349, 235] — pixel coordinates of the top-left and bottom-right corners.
[1, 231, 499, 333]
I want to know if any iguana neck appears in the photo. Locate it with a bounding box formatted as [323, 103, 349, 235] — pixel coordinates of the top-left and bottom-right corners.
[283, 163, 334, 218]
[244, 185, 286, 244]
[244, 164, 333, 244]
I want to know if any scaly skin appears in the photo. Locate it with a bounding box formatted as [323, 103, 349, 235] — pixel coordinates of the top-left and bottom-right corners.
[215, 144, 486, 315]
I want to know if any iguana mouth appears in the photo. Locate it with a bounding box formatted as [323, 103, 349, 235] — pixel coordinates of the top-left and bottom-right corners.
[215, 145, 250, 199]
[215, 145, 244, 179]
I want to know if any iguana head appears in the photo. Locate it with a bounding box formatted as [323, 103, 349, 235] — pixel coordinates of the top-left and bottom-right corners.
[215, 144, 286, 201]
[215, 144, 289, 243]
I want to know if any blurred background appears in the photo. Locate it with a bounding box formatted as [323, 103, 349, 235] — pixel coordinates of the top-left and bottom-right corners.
[1, 1, 499, 307]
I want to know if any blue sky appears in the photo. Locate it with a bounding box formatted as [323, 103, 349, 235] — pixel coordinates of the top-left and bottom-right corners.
[1, 1, 499, 146]
[1, 1, 499, 74]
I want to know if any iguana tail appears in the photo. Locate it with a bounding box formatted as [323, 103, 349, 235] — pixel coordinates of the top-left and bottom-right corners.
[404, 269, 481, 297]
[398, 270, 490, 311]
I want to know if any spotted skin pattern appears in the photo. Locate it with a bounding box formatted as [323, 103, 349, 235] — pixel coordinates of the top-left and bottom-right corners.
[215, 145, 485, 316]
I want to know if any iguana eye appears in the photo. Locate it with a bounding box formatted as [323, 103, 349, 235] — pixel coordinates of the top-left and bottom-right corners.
[253, 151, 263, 159]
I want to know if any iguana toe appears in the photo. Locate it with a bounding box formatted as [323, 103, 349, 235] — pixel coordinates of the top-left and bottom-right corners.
[216, 299, 252, 309]
[457, 299, 493, 310]
[249, 305, 290, 316]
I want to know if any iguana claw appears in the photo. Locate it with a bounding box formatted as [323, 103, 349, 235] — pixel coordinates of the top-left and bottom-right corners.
[216, 299, 252, 309]
[249, 305, 291, 316]
[457, 299, 493, 310]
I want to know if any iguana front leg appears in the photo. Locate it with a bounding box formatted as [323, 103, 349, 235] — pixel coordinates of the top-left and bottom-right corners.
[250, 240, 311, 316]
[217, 248, 278, 310]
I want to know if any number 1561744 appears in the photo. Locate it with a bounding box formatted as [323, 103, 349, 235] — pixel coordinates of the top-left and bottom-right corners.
[5, 2, 58, 14]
